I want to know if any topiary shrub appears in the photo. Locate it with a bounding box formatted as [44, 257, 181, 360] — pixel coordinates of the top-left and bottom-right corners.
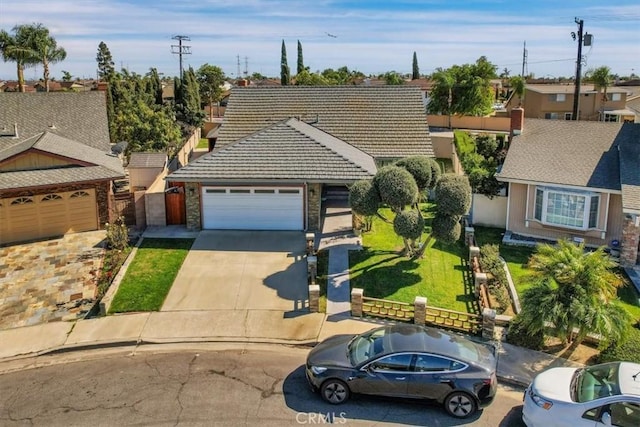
[395, 156, 432, 192]
[393, 209, 425, 241]
[372, 165, 418, 212]
[435, 174, 471, 216]
[597, 325, 640, 364]
[349, 179, 380, 217]
[506, 316, 545, 351]
[428, 158, 442, 188]
[431, 213, 461, 244]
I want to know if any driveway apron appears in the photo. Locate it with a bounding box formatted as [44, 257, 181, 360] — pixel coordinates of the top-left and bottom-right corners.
[161, 231, 308, 312]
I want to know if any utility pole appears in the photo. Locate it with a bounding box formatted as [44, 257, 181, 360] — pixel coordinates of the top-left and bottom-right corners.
[244, 56, 248, 78]
[572, 18, 584, 120]
[521, 41, 527, 77]
[171, 35, 191, 79]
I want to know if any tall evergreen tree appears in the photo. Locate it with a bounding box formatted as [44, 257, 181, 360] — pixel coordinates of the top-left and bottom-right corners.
[146, 67, 163, 106]
[96, 41, 115, 81]
[412, 51, 419, 80]
[297, 40, 304, 75]
[280, 40, 290, 86]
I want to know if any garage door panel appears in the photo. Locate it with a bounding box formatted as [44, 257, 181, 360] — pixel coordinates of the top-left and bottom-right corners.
[202, 187, 303, 230]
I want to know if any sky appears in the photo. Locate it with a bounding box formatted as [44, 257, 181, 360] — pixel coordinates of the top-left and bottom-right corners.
[1, 0, 639, 81]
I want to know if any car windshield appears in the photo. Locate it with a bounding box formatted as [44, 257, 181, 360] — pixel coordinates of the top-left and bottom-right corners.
[573, 363, 621, 402]
[347, 328, 387, 365]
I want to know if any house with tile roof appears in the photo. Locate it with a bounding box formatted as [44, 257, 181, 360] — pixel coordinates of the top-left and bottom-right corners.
[0, 92, 125, 245]
[496, 118, 640, 266]
[168, 86, 434, 231]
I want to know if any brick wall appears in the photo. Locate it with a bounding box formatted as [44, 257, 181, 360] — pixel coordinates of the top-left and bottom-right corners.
[621, 215, 640, 266]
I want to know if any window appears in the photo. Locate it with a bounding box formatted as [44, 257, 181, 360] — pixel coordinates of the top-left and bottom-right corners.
[370, 354, 413, 372]
[42, 194, 62, 201]
[70, 191, 90, 198]
[279, 189, 300, 194]
[564, 112, 573, 120]
[549, 94, 566, 102]
[544, 112, 560, 120]
[229, 189, 250, 194]
[414, 354, 466, 372]
[254, 189, 275, 194]
[11, 197, 33, 205]
[206, 189, 226, 194]
[604, 113, 620, 123]
[533, 187, 599, 230]
[609, 401, 640, 426]
[611, 93, 621, 101]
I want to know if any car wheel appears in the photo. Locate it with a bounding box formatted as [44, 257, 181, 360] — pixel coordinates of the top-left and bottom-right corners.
[443, 391, 477, 418]
[320, 379, 350, 404]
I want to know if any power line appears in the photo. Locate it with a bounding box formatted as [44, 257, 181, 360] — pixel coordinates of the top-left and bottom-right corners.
[171, 35, 191, 79]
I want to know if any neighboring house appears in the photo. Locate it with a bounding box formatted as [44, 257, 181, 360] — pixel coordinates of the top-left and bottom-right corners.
[0, 92, 125, 245]
[496, 117, 640, 266]
[627, 95, 640, 123]
[128, 152, 167, 191]
[511, 84, 634, 122]
[168, 86, 434, 231]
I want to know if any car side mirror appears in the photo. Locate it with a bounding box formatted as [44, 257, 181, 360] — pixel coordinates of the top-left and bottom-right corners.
[600, 411, 612, 426]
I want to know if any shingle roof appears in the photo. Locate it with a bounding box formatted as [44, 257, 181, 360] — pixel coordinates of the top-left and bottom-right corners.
[128, 152, 167, 168]
[0, 92, 111, 150]
[497, 119, 623, 191]
[618, 123, 640, 212]
[167, 118, 376, 183]
[0, 92, 123, 190]
[216, 86, 434, 159]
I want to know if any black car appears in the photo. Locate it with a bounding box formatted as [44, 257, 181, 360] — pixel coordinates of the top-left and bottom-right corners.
[305, 324, 498, 419]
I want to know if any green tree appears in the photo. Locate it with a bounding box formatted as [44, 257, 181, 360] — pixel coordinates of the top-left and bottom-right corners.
[373, 166, 418, 213]
[146, 67, 163, 106]
[294, 70, 329, 86]
[280, 40, 290, 86]
[0, 25, 38, 92]
[61, 70, 72, 82]
[96, 41, 115, 81]
[297, 40, 304, 75]
[251, 72, 266, 80]
[509, 75, 525, 106]
[382, 71, 404, 85]
[23, 23, 66, 92]
[428, 56, 497, 116]
[395, 156, 433, 193]
[394, 209, 425, 254]
[175, 67, 204, 127]
[517, 240, 631, 347]
[349, 179, 380, 232]
[412, 51, 419, 80]
[196, 63, 226, 120]
[586, 66, 612, 121]
[321, 66, 364, 85]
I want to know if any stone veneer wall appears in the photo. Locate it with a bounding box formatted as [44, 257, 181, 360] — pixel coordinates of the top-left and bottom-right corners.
[185, 182, 201, 230]
[621, 215, 640, 266]
[307, 183, 322, 231]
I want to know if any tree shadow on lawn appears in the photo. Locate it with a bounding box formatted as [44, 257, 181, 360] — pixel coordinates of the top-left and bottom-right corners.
[351, 260, 422, 299]
[349, 248, 404, 274]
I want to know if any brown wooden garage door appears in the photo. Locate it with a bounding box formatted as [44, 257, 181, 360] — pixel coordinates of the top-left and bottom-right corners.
[0, 189, 98, 245]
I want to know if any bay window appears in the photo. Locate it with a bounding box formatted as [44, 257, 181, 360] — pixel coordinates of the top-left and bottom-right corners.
[534, 187, 599, 230]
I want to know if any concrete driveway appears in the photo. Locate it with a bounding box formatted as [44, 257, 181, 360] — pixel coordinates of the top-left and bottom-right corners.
[161, 231, 308, 312]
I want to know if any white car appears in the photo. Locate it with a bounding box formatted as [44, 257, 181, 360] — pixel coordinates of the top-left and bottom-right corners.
[523, 361, 640, 427]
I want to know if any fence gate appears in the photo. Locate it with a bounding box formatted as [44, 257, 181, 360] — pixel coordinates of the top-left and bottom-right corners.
[110, 193, 136, 225]
[165, 188, 186, 225]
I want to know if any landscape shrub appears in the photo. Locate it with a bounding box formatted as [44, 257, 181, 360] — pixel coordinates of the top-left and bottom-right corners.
[597, 325, 640, 364]
[434, 175, 471, 216]
[373, 165, 418, 212]
[479, 244, 511, 313]
[506, 316, 545, 350]
[395, 156, 433, 191]
[105, 216, 129, 251]
[393, 209, 425, 241]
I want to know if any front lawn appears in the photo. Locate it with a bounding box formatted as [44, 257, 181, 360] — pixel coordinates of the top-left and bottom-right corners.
[349, 205, 476, 313]
[196, 138, 209, 149]
[474, 226, 640, 321]
[109, 238, 194, 313]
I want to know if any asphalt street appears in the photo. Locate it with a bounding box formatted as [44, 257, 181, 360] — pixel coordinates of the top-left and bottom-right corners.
[0, 343, 527, 427]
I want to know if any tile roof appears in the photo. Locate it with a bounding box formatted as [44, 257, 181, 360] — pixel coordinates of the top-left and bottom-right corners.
[497, 119, 623, 191]
[128, 152, 167, 168]
[0, 166, 123, 190]
[167, 118, 376, 183]
[618, 123, 640, 212]
[216, 86, 434, 159]
[526, 84, 630, 94]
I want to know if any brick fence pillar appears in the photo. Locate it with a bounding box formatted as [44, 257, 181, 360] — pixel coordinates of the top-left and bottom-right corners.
[474, 272, 487, 298]
[469, 246, 480, 265]
[621, 215, 640, 267]
[465, 226, 475, 246]
[351, 288, 363, 317]
[482, 307, 497, 340]
[309, 284, 320, 313]
[414, 296, 427, 326]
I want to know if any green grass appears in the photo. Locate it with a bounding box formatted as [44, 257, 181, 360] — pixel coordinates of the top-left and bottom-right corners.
[473, 226, 640, 321]
[109, 238, 194, 313]
[349, 205, 476, 313]
[316, 250, 329, 313]
[196, 138, 209, 149]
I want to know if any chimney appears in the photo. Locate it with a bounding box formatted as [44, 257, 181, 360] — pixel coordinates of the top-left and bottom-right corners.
[510, 107, 524, 137]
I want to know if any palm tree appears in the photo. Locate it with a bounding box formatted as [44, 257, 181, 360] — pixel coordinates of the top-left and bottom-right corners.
[0, 25, 38, 92]
[518, 240, 630, 347]
[587, 66, 612, 121]
[22, 23, 67, 92]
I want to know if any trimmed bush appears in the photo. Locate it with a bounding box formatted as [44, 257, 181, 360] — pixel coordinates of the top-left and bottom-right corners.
[429, 158, 442, 188]
[597, 325, 640, 364]
[431, 213, 461, 244]
[393, 209, 425, 240]
[373, 165, 418, 212]
[395, 156, 432, 191]
[349, 179, 380, 217]
[506, 316, 545, 351]
[435, 174, 471, 216]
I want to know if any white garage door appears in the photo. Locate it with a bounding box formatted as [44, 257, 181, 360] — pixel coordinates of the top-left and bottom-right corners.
[202, 186, 304, 230]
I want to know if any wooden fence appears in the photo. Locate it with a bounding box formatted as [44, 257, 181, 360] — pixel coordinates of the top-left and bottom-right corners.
[109, 193, 136, 225]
